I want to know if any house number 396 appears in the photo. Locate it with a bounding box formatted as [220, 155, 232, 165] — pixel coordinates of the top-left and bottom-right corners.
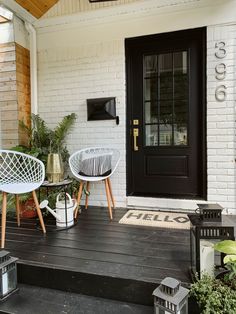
[215, 41, 227, 102]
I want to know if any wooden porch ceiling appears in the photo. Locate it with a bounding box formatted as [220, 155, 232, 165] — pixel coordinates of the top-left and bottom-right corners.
[14, 0, 59, 18]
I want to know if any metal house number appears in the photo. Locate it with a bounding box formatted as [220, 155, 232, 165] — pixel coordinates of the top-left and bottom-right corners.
[215, 41, 227, 102]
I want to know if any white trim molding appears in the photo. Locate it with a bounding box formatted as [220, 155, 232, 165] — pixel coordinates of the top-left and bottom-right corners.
[34, 0, 204, 29]
[0, 0, 36, 24]
[127, 196, 233, 214]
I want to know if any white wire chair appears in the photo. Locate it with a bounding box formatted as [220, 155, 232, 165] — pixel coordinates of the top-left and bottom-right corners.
[69, 147, 120, 219]
[0, 150, 46, 248]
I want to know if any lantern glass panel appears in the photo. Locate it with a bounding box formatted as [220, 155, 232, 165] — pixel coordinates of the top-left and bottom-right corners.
[190, 227, 196, 273]
[154, 308, 167, 314]
[181, 303, 188, 314]
[2, 264, 17, 297]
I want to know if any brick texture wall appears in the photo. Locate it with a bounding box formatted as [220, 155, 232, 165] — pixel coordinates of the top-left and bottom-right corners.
[207, 25, 236, 214]
[38, 40, 126, 207]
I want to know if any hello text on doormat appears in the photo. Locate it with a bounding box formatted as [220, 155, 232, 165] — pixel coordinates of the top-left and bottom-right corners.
[119, 210, 190, 230]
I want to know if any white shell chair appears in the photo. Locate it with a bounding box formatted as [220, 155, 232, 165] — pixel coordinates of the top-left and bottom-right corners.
[69, 147, 120, 219]
[0, 150, 46, 248]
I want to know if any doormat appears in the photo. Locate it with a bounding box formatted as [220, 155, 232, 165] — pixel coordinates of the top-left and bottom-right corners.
[119, 210, 190, 230]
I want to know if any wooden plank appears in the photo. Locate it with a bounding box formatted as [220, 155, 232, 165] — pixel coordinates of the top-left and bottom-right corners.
[16, 81, 30, 94]
[6, 242, 190, 278]
[0, 50, 16, 62]
[0, 42, 15, 53]
[0, 100, 17, 111]
[1, 139, 18, 148]
[0, 90, 17, 101]
[15, 0, 59, 18]
[5, 227, 190, 259]
[0, 119, 18, 129]
[0, 110, 17, 121]
[17, 92, 30, 106]
[15, 62, 30, 75]
[16, 71, 30, 80]
[15, 43, 30, 54]
[0, 71, 16, 82]
[15, 0, 44, 18]
[7, 246, 190, 284]
[0, 61, 16, 72]
[2, 206, 197, 306]
[0, 81, 17, 92]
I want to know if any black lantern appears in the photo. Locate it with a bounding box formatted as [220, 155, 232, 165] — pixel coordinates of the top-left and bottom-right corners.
[0, 250, 18, 300]
[197, 203, 223, 221]
[188, 205, 235, 278]
[153, 277, 189, 314]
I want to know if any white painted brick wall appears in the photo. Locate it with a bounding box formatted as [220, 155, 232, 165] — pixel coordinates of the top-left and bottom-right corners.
[207, 25, 236, 214]
[38, 40, 127, 208]
[37, 10, 236, 214]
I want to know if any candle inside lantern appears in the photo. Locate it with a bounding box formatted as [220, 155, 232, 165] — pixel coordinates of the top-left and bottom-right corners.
[200, 240, 214, 277]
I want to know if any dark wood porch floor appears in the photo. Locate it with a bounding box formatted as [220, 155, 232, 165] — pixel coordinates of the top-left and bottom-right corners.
[2, 207, 191, 305]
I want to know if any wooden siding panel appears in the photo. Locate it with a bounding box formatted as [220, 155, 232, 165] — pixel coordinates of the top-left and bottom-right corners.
[15, 44, 31, 146]
[0, 50, 16, 62]
[0, 71, 16, 83]
[0, 42, 30, 148]
[0, 60, 16, 72]
[0, 42, 15, 53]
[0, 81, 17, 92]
[0, 90, 17, 101]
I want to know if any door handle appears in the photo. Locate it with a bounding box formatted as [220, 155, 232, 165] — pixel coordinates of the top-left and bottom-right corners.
[133, 128, 139, 151]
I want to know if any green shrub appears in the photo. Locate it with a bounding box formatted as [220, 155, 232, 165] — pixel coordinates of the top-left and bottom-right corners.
[190, 274, 236, 314]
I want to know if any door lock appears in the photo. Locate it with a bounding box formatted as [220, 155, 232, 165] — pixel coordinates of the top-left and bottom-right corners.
[133, 128, 139, 151]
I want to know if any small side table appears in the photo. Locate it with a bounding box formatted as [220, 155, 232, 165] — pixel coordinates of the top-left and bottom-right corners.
[39, 179, 75, 230]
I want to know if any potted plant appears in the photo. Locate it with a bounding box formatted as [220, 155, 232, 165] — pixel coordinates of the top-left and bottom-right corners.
[10, 113, 77, 216]
[214, 240, 236, 289]
[190, 273, 236, 313]
[190, 240, 236, 313]
[0, 193, 37, 219]
[16, 113, 77, 167]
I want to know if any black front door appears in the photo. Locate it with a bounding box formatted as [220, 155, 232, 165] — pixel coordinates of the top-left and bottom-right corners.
[126, 28, 206, 199]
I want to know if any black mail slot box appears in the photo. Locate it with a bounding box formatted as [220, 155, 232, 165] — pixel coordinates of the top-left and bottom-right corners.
[87, 97, 116, 121]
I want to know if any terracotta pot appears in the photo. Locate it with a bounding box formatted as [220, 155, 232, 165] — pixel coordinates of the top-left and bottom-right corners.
[20, 198, 37, 218]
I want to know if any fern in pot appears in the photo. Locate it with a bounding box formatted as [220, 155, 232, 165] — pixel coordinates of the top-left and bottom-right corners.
[10, 113, 77, 218]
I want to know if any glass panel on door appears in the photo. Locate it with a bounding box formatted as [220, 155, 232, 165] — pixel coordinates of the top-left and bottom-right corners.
[143, 51, 189, 147]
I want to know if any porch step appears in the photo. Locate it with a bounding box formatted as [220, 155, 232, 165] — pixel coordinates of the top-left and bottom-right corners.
[17, 261, 157, 306]
[0, 283, 153, 314]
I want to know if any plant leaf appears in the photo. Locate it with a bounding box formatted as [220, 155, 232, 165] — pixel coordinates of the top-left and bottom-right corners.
[224, 255, 236, 263]
[214, 240, 236, 255]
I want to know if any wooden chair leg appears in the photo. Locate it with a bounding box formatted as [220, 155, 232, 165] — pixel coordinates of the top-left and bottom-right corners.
[75, 181, 84, 219]
[1, 192, 7, 248]
[85, 182, 90, 210]
[107, 178, 115, 208]
[32, 190, 46, 234]
[15, 195, 20, 227]
[104, 179, 113, 220]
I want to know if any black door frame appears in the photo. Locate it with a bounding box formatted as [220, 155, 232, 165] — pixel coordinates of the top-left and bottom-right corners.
[125, 28, 207, 199]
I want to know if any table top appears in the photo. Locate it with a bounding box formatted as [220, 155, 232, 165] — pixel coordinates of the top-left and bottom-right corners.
[41, 179, 73, 187]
